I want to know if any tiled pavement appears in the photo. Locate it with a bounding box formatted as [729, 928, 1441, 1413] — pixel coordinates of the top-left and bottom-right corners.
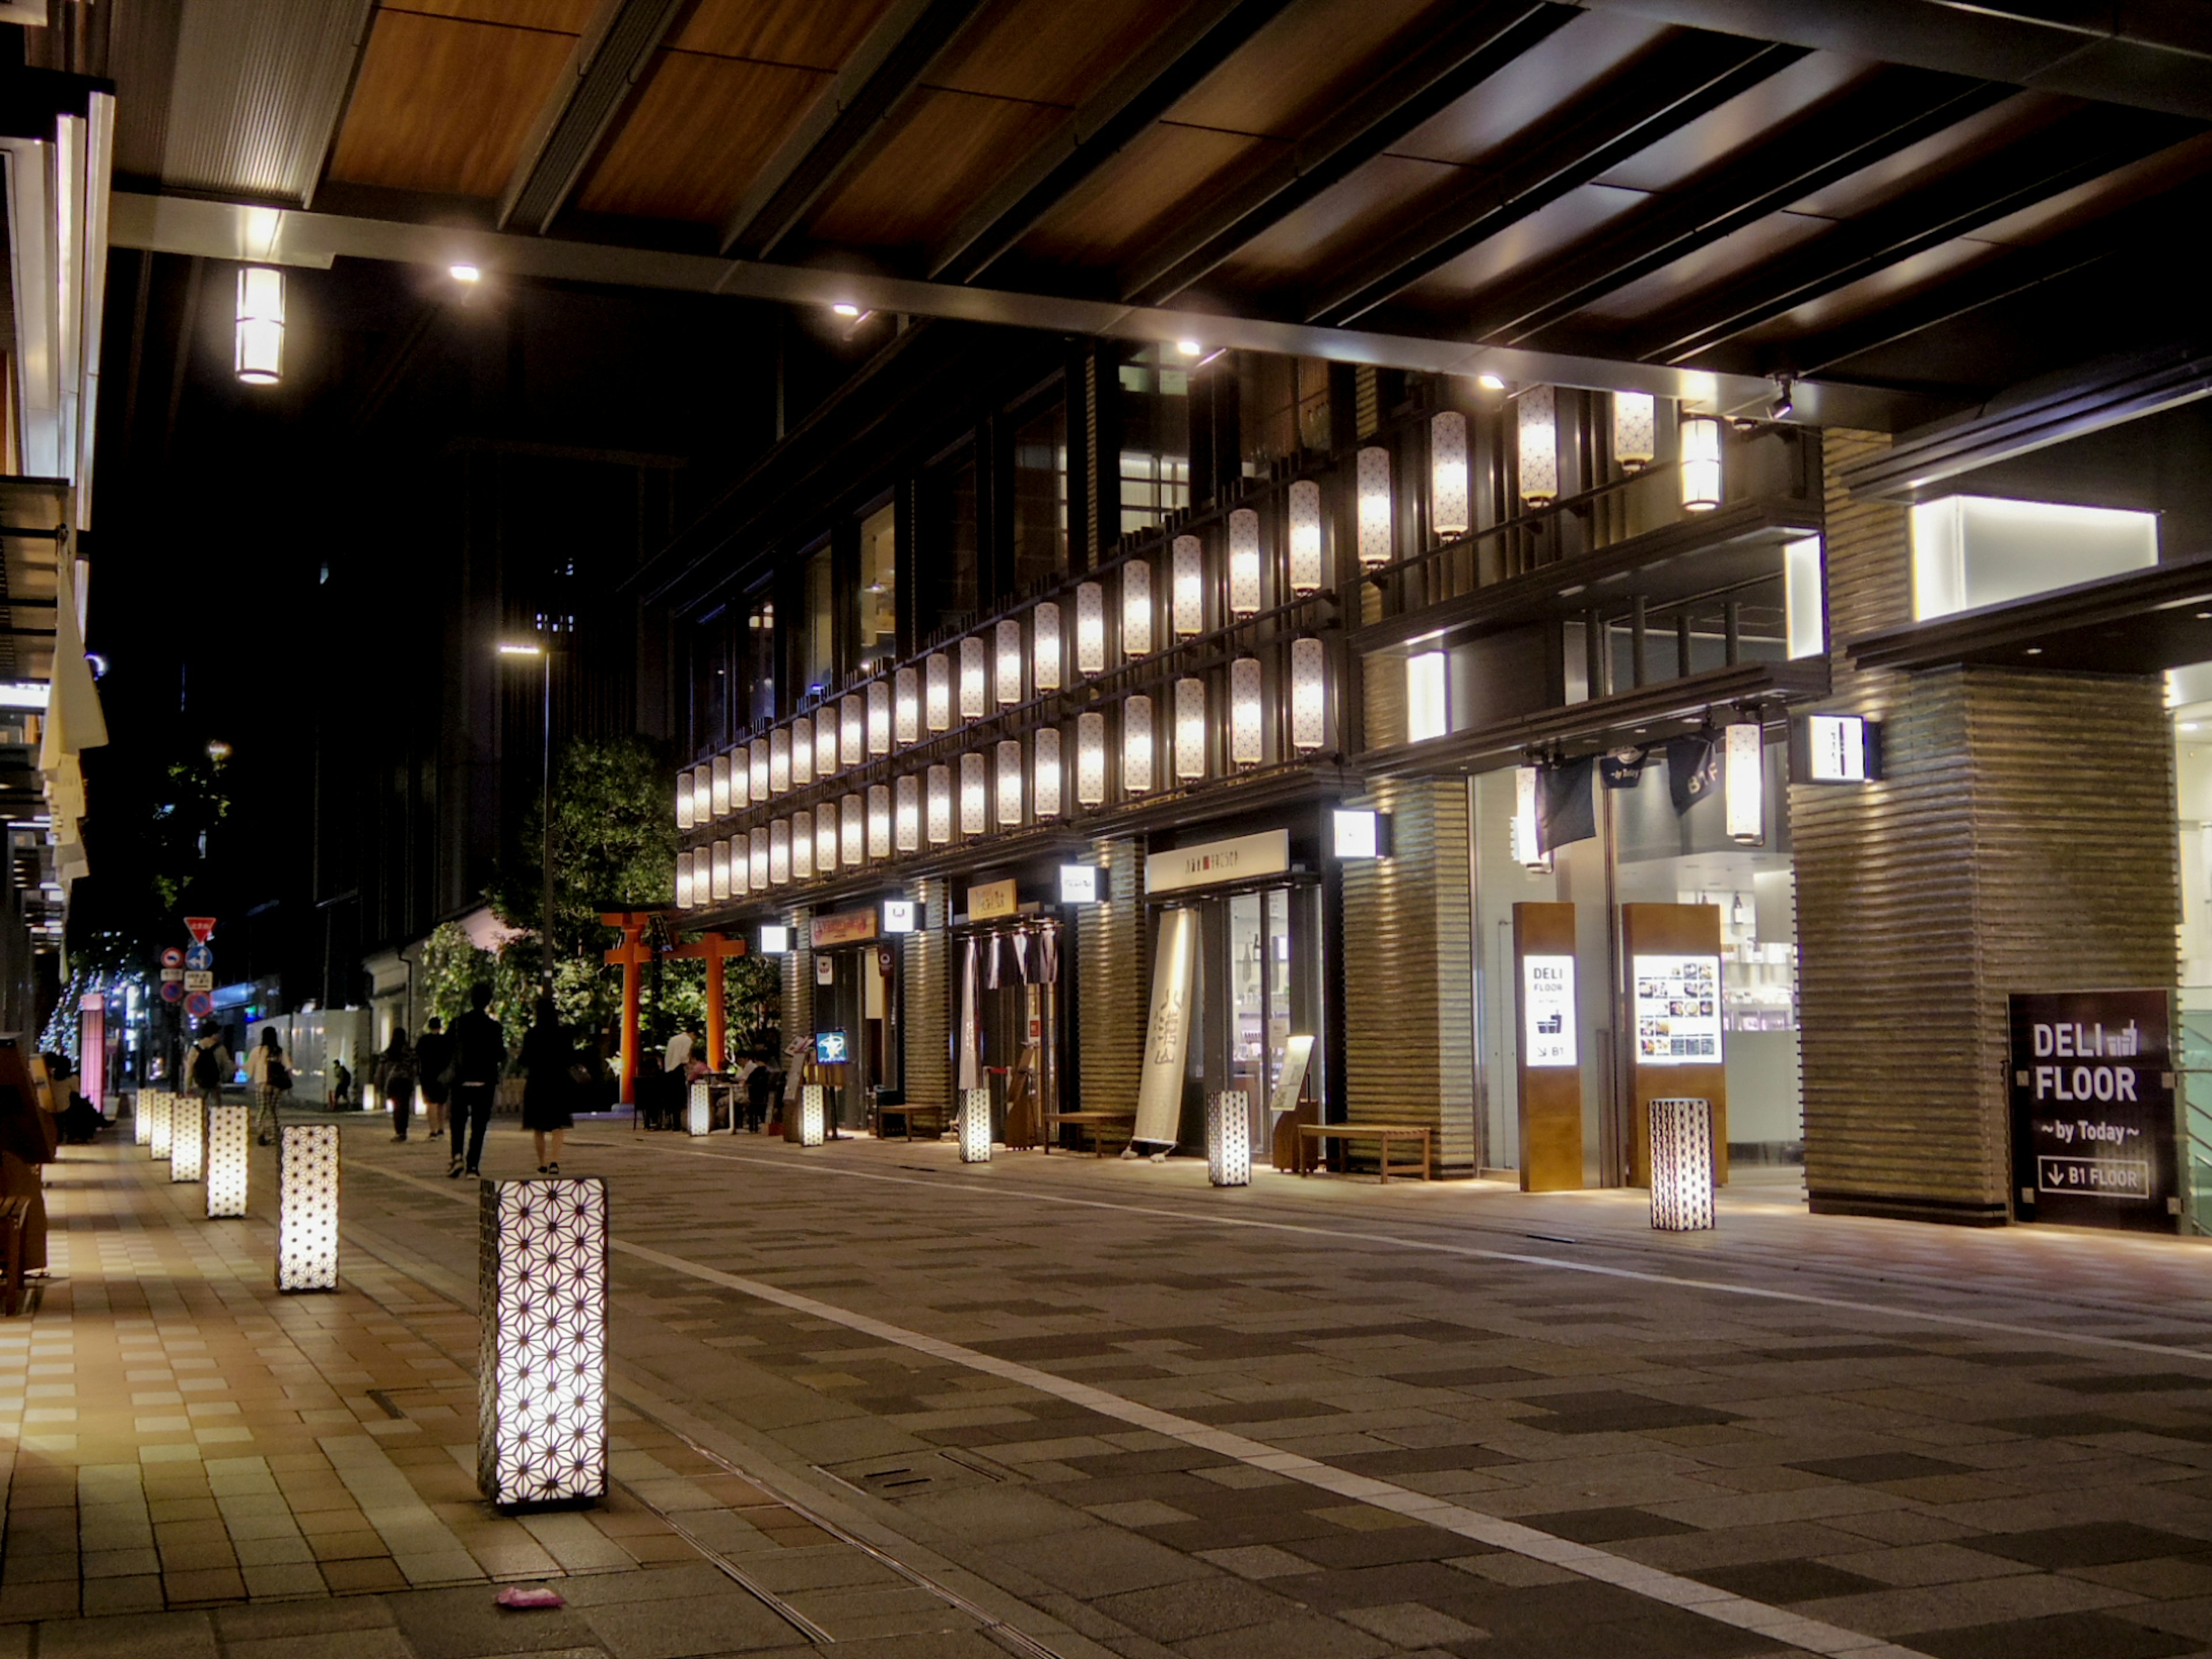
[19, 1122, 2212, 1658]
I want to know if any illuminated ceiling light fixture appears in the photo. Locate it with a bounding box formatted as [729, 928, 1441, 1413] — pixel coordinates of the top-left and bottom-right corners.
[1517, 384, 1559, 506]
[235, 267, 285, 385]
[832, 302, 861, 317]
[1176, 339, 1202, 358]
[1290, 637, 1326, 752]
[1476, 373, 1506, 391]
[1357, 446, 1392, 567]
[1680, 414, 1723, 512]
[1613, 391, 1656, 469]
[206, 1103, 248, 1219]
[1431, 411, 1470, 537]
[1287, 480, 1323, 594]
[1228, 509, 1262, 617]
[450, 264, 481, 283]
[1725, 719, 1764, 846]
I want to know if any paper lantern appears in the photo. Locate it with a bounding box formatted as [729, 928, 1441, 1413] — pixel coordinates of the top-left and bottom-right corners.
[235, 266, 285, 384]
[823, 707, 845, 777]
[749, 738, 770, 803]
[676, 769, 694, 830]
[171, 1096, 204, 1183]
[840, 694, 864, 768]
[960, 752, 988, 836]
[711, 840, 731, 903]
[960, 1088, 991, 1163]
[674, 844, 691, 908]
[687, 1080, 711, 1137]
[207, 1103, 249, 1219]
[729, 836, 749, 898]
[1357, 446, 1392, 567]
[1681, 414, 1722, 511]
[993, 618, 1022, 708]
[1614, 390, 1656, 469]
[1288, 480, 1324, 594]
[1076, 713, 1108, 806]
[1033, 727, 1063, 819]
[894, 667, 921, 745]
[1649, 1098, 1715, 1232]
[836, 794, 861, 868]
[1228, 509, 1262, 616]
[925, 653, 952, 732]
[1512, 766, 1548, 871]
[818, 802, 841, 874]
[791, 715, 814, 785]
[892, 773, 921, 853]
[749, 828, 770, 892]
[151, 1089, 174, 1160]
[1172, 535, 1205, 636]
[1123, 558, 1155, 657]
[769, 727, 791, 794]
[868, 784, 892, 859]
[996, 740, 1024, 827]
[1075, 582, 1106, 675]
[1123, 695, 1155, 795]
[1229, 657, 1264, 768]
[695, 765, 714, 826]
[868, 681, 892, 755]
[710, 754, 730, 818]
[1290, 637, 1326, 752]
[1518, 384, 1558, 506]
[1207, 1090, 1251, 1187]
[1725, 722, 1764, 845]
[960, 636, 988, 719]
[727, 744, 748, 810]
[927, 765, 954, 844]
[799, 1085, 827, 1147]
[769, 819, 791, 885]
[1033, 601, 1063, 691]
[478, 1177, 608, 1505]
[1175, 677, 1207, 781]
[790, 813, 814, 881]
[1432, 410, 1470, 536]
[134, 1089, 153, 1146]
[277, 1124, 339, 1293]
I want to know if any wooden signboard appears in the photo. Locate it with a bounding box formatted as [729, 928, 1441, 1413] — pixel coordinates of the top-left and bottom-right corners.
[1512, 902, 1583, 1192]
[1621, 902, 1728, 1189]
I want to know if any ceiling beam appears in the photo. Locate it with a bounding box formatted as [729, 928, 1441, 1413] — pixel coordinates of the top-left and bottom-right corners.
[1468, 70, 2013, 346]
[926, 0, 1300, 285]
[1622, 106, 2200, 366]
[718, 0, 994, 260]
[497, 0, 694, 235]
[1302, 35, 1805, 328]
[1116, 1, 1577, 307]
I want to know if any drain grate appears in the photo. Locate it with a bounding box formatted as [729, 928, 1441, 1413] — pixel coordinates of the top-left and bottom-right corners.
[817, 1448, 1009, 1499]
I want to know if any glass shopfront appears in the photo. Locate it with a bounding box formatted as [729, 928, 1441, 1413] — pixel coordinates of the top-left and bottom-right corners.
[952, 878, 1070, 1144]
[809, 912, 900, 1132]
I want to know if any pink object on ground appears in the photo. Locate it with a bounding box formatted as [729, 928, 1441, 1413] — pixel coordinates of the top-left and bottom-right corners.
[495, 1585, 567, 1609]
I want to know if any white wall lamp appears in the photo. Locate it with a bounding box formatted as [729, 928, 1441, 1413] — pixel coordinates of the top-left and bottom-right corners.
[1173, 535, 1205, 636]
[894, 773, 921, 853]
[676, 770, 694, 831]
[925, 652, 953, 732]
[768, 819, 790, 885]
[1123, 695, 1155, 795]
[867, 680, 892, 756]
[789, 812, 812, 881]
[1175, 677, 1207, 782]
[726, 745, 748, 811]
[1228, 509, 1262, 617]
[1033, 727, 1063, 819]
[749, 828, 769, 893]
[960, 752, 988, 836]
[710, 753, 729, 818]
[1357, 446, 1392, 568]
[1613, 391, 1656, 469]
[1290, 637, 1326, 752]
[1074, 582, 1106, 676]
[995, 739, 1024, 827]
[1287, 479, 1324, 594]
[1123, 558, 1155, 657]
[759, 923, 791, 954]
[1033, 601, 1062, 691]
[894, 666, 921, 745]
[235, 266, 285, 385]
[995, 618, 1024, 707]
[868, 784, 892, 860]
[926, 764, 954, 844]
[1075, 712, 1108, 806]
[1229, 656, 1264, 768]
[841, 794, 865, 868]
[1725, 719, 1764, 846]
[960, 635, 988, 719]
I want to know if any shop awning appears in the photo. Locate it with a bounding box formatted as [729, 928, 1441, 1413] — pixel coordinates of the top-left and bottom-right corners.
[1846, 554, 2212, 675]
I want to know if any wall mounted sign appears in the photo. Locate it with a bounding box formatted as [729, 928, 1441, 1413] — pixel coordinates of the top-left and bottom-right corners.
[1521, 955, 1577, 1067]
[810, 910, 878, 949]
[968, 877, 1018, 919]
[1145, 828, 1290, 895]
[1059, 865, 1099, 904]
[1790, 713, 1883, 783]
[1632, 954, 1722, 1065]
[2009, 989, 2177, 1232]
[881, 899, 916, 934]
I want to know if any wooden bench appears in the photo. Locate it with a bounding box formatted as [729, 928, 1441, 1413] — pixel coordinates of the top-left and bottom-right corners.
[876, 1103, 946, 1141]
[1041, 1111, 1135, 1156]
[0, 1195, 31, 1317]
[1294, 1123, 1433, 1184]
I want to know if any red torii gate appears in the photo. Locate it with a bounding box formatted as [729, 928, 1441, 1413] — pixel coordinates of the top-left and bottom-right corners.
[601, 912, 751, 1105]
[667, 930, 748, 1071]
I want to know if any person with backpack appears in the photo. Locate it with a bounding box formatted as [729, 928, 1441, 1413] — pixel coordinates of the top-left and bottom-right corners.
[247, 1027, 295, 1145]
[416, 1016, 454, 1145]
[188, 1024, 233, 1112]
[447, 983, 507, 1179]
[375, 1028, 418, 1142]
[519, 996, 574, 1175]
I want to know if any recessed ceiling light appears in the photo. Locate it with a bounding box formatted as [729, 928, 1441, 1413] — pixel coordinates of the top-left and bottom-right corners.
[2196, 611, 2211, 620]
[1476, 373, 1505, 391]
[450, 264, 481, 282]
[2024, 647, 2043, 656]
[1176, 339, 1202, 358]
[833, 302, 863, 318]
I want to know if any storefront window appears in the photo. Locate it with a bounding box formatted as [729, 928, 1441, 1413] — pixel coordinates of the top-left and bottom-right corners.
[1240, 354, 1330, 476]
[1011, 397, 1068, 590]
[690, 609, 729, 754]
[2170, 666, 2212, 1221]
[927, 454, 980, 631]
[855, 503, 896, 672]
[1120, 346, 1191, 536]
[744, 594, 776, 726]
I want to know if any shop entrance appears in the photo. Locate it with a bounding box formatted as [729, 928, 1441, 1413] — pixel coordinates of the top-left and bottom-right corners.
[811, 945, 900, 1132]
[953, 918, 1065, 1143]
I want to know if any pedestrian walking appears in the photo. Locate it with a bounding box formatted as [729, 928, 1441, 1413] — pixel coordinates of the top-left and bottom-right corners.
[375, 1028, 418, 1142]
[416, 1017, 454, 1143]
[247, 1026, 294, 1145]
[520, 996, 574, 1175]
[447, 983, 506, 1179]
[187, 1023, 232, 1114]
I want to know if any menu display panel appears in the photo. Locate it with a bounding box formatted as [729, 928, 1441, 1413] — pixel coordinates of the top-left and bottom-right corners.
[1634, 954, 1722, 1066]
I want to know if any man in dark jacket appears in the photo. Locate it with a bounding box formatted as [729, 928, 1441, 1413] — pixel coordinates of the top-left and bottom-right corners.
[447, 983, 507, 1179]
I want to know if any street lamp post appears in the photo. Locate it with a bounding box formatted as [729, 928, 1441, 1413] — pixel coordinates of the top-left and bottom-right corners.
[499, 640, 555, 985]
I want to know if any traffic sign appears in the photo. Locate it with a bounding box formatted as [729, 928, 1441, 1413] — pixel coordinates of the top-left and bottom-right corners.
[160, 968, 183, 983]
[160, 947, 184, 969]
[184, 943, 213, 971]
[183, 971, 214, 992]
[160, 982, 184, 1003]
[185, 991, 213, 1017]
[184, 916, 217, 944]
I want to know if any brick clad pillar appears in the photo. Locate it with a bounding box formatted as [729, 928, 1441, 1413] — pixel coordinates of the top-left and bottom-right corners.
[1078, 838, 1146, 1117]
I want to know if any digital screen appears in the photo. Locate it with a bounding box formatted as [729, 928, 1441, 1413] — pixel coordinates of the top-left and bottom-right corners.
[1632, 954, 1722, 1066]
[815, 1030, 849, 1065]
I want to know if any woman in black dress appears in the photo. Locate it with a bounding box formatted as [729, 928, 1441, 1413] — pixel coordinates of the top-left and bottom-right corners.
[520, 996, 574, 1174]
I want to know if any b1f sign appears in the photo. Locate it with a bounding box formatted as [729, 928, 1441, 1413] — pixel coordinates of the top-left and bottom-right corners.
[2009, 989, 2177, 1232]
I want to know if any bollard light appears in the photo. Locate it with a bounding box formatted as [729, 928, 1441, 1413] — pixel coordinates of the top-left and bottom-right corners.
[688, 1080, 711, 1137]
[961, 1088, 991, 1162]
[1649, 1097, 1715, 1232]
[277, 1124, 340, 1292]
[800, 1085, 827, 1147]
[134, 1089, 153, 1146]
[478, 1177, 608, 1507]
[1207, 1090, 1251, 1187]
[207, 1103, 249, 1218]
[151, 1090, 174, 1160]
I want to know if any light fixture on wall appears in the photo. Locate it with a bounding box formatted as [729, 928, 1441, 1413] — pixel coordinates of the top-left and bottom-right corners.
[894, 773, 920, 853]
[841, 794, 864, 868]
[206, 1103, 248, 1219]
[676, 770, 694, 831]
[818, 801, 841, 873]
[749, 738, 770, 802]
[1076, 713, 1107, 806]
[926, 764, 953, 844]
[726, 745, 748, 810]
[841, 696, 865, 770]
[711, 839, 731, 903]
[276, 1124, 339, 1293]
[925, 652, 952, 731]
[789, 812, 813, 881]
[1512, 765, 1549, 871]
[728, 836, 747, 898]
[699, 763, 717, 826]
[1358, 446, 1392, 567]
[1123, 558, 1154, 657]
[960, 752, 988, 836]
[960, 635, 987, 719]
[749, 828, 769, 893]
[1406, 651, 1446, 742]
[1613, 391, 1656, 469]
[996, 618, 1024, 706]
[675, 851, 694, 910]
[894, 666, 920, 745]
[1228, 509, 1262, 617]
[1290, 637, 1326, 752]
[1033, 601, 1062, 691]
[995, 739, 1024, 827]
[235, 267, 285, 385]
[1074, 582, 1105, 675]
[1649, 1098, 1715, 1231]
[1173, 535, 1205, 636]
[791, 714, 815, 785]
[1725, 720, 1764, 845]
[770, 727, 791, 794]
[1230, 657, 1263, 768]
[799, 1085, 827, 1146]
[1432, 410, 1470, 536]
[868, 785, 891, 860]
[960, 1089, 991, 1162]
[759, 923, 790, 953]
[1680, 414, 1722, 511]
[1123, 695, 1155, 794]
[1288, 479, 1323, 593]
[1175, 676, 1207, 782]
[1033, 726, 1062, 819]
[769, 819, 790, 885]
[882, 898, 916, 934]
[710, 754, 729, 818]
[1207, 1090, 1251, 1187]
[867, 681, 891, 755]
[1517, 384, 1559, 505]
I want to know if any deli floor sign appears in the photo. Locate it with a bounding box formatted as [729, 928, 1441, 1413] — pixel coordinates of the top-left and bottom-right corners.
[2009, 989, 2179, 1232]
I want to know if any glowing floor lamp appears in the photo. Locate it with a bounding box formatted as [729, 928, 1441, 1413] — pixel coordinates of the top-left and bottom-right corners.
[206, 1103, 249, 1218]
[277, 1124, 340, 1291]
[478, 1177, 608, 1508]
[1207, 1091, 1251, 1187]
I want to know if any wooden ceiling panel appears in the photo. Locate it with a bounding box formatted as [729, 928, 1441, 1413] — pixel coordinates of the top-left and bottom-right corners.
[1732, 238, 1993, 345]
[1785, 92, 2065, 219]
[328, 11, 574, 197]
[1166, 0, 1459, 141]
[576, 52, 826, 222]
[1591, 52, 1879, 192]
[931, 0, 1191, 106]
[1020, 122, 1280, 269]
[1392, 12, 1670, 166]
[395, 0, 600, 31]
[672, 0, 904, 69]
[1215, 154, 1460, 286]
[1393, 184, 1646, 312]
[807, 90, 1067, 250]
[1566, 210, 1832, 324]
